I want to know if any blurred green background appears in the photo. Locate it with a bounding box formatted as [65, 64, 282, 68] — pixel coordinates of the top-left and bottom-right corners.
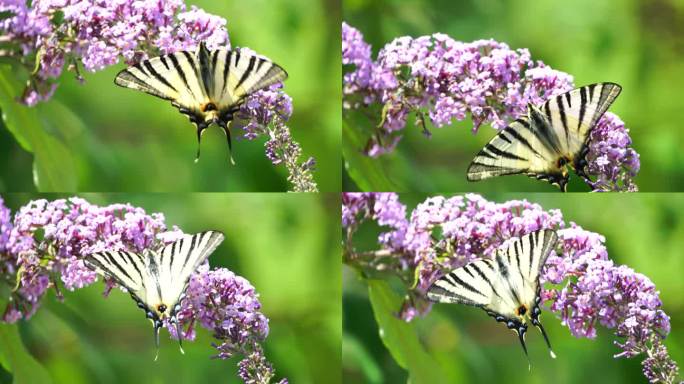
[342, 0, 684, 192]
[0, 193, 341, 384]
[0, 0, 341, 192]
[344, 193, 684, 383]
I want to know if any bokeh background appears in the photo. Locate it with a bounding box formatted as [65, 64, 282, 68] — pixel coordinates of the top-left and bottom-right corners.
[0, 0, 341, 192]
[344, 193, 684, 383]
[342, 0, 684, 192]
[0, 193, 341, 384]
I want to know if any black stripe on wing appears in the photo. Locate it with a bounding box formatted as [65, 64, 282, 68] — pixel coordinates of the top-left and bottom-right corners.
[114, 68, 175, 101]
[198, 42, 214, 96]
[467, 118, 537, 181]
[142, 61, 177, 92]
[530, 105, 563, 155]
[235, 56, 257, 90]
[162, 230, 225, 284]
[83, 250, 146, 292]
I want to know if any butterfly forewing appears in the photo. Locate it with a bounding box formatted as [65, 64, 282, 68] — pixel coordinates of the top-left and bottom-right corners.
[156, 230, 225, 311]
[213, 48, 288, 106]
[85, 250, 146, 293]
[115, 51, 207, 112]
[541, 82, 622, 155]
[466, 117, 559, 181]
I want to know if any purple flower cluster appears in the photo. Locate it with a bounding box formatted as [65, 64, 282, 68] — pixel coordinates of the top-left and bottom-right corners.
[238, 349, 288, 384]
[167, 264, 268, 357]
[0, 197, 11, 255]
[165, 263, 285, 383]
[585, 113, 640, 191]
[0, 0, 228, 105]
[238, 85, 317, 192]
[341, 23, 640, 191]
[342, 193, 678, 382]
[0, 196, 182, 321]
[0, 196, 285, 383]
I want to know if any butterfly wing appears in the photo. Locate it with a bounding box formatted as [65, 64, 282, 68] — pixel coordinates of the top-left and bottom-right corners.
[155, 230, 226, 318]
[467, 117, 565, 188]
[208, 47, 288, 115]
[467, 83, 622, 190]
[116, 50, 209, 117]
[83, 230, 225, 358]
[83, 250, 147, 298]
[427, 229, 558, 362]
[83, 249, 161, 336]
[539, 82, 621, 175]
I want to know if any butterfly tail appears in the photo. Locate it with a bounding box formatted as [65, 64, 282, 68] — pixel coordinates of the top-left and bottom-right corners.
[153, 320, 162, 361]
[532, 292, 556, 358]
[514, 325, 532, 371]
[175, 318, 185, 355]
[194, 124, 208, 163]
[220, 123, 236, 165]
[531, 306, 556, 358]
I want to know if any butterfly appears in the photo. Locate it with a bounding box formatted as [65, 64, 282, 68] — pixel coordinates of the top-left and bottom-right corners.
[83, 230, 225, 359]
[115, 42, 288, 163]
[466, 83, 622, 191]
[427, 229, 558, 368]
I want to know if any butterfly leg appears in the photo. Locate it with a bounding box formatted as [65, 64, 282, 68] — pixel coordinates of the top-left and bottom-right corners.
[153, 319, 162, 361]
[531, 290, 556, 358]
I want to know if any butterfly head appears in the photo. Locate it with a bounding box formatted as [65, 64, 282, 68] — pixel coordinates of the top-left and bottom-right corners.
[156, 304, 168, 317]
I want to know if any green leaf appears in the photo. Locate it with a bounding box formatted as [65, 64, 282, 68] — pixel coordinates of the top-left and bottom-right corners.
[367, 280, 447, 384]
[37, 100, 86, 143]
[342, 334, 383, 384]
[342, 119, 399, 191]
[0, 324, 52, 384]
[0, 65, 77, 191]
[0, 66, 32, 152]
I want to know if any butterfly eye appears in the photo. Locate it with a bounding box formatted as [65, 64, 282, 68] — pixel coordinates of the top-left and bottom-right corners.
[158, 304, 167, 313]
